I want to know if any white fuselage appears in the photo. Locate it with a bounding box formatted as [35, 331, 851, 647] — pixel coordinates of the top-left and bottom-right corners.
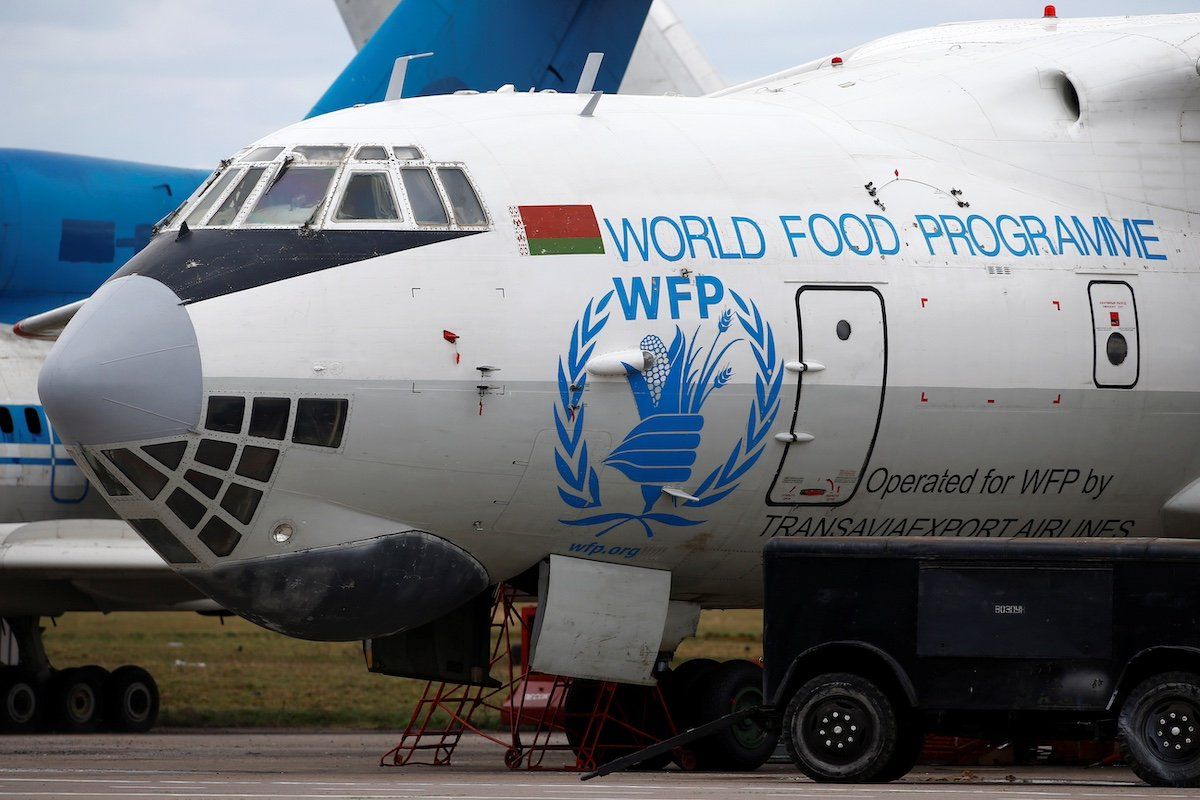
[41, 13, 1200, 638]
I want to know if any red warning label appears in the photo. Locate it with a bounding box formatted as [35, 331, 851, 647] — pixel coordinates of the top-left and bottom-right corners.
[1110, 311, 1120, 327]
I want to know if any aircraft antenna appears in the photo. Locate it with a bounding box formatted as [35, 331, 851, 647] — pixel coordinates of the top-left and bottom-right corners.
[580, 91, 603, 117]
[576, 52, 604, 94]
[385, 52, 434, 101]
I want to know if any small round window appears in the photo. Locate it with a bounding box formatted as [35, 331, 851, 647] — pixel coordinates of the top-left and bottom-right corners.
[836, 320, 852, 341]
[1106, 332, 1128, 366]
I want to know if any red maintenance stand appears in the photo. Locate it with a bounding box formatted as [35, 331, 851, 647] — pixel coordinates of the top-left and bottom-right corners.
[379, 586, 675, 771]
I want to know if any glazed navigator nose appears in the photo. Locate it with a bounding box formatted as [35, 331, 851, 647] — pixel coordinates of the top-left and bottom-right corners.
[39, 275, 202, 446]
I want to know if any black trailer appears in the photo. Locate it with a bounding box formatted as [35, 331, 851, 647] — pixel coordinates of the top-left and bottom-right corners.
[585, 537, 1200, 787]
[762, 537, 1200, 786]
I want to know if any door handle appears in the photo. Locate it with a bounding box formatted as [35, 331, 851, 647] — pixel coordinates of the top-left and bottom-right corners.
[785, 361, 825, 373]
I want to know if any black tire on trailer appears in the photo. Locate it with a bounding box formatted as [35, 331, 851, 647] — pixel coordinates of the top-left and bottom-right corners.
[1118, 671, 1200, 787]
[104, 665, 159, 733]
[47, 667, 105, 733]
[784, 672, 900, 783]
[688, 659, 777, 771]
[563, 680, 673, 771]
[0, 667, 40, 733]
[875, 709, 924, 782]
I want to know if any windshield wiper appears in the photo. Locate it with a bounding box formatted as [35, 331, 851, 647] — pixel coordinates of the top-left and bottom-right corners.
[265, 155, 295, 192]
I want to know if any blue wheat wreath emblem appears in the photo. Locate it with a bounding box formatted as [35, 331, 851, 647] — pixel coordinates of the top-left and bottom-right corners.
[554, 289, 783, 539]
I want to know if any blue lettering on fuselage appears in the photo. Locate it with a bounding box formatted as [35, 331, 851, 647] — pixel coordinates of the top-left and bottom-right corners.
[913, 213, 1166, 261]
[613, 275, 725, 320]
[601, 213, 1166, 262]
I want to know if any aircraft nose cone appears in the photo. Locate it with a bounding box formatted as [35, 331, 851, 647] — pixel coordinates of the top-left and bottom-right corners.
[39, 275, 202, 446]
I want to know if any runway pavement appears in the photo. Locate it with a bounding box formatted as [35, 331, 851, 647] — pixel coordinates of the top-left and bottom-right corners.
[0, 731, 1180, 800]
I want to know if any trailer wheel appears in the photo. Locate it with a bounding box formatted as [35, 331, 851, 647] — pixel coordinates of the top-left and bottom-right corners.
[784, 672, 899, 782]
[1119, 671, 1200, 787]
[876, 711, 924, 782]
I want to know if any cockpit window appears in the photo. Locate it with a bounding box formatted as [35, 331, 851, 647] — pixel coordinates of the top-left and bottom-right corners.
[207, 167, 266, 226]
[293, 399, 348, 448]
[241, 146, 284, 162]
[184, 169, 242, 227]
[291, 145, 348, 162]
[394, 146, 423, 161]
[82, 449, 130, 497]
[336, 172, 401, 221]
[355, 145, 388, 161]
[437, 168, 487, 226]
[401, 168, 449, 226]
[244, 167, 337, 226]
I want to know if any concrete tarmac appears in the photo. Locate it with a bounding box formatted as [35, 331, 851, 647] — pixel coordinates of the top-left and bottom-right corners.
[0, 731, 1177, 800]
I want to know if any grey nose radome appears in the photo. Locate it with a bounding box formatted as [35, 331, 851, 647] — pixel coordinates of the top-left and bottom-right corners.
[39, 275, 202, 446]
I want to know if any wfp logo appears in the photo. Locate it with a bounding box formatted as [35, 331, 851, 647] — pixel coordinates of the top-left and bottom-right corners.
[554, 285, 783, 539]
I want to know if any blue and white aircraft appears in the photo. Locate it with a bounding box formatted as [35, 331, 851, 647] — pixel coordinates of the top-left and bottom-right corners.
[0, 0, 717, 735]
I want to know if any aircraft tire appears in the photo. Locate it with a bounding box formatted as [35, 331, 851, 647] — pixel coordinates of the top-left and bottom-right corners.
[1118, 671, 1200, 787]
[784, 671, 899, 782]
[0, 667, 41, 733]
[686, 659, 777, 771]
[660, 658, 719, 769]
[563, 680, 672, 771]
[47, 667, 106, 733]
[662, 658, 719, 713]
[104, 665, 159, 733]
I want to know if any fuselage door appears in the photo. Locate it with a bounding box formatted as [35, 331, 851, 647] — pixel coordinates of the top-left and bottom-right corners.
[1089, 281, 1138, 389]
[768, 286, 887, 506]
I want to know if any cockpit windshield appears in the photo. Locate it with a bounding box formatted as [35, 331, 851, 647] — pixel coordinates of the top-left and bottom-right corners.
[167, 144, 488, 232]
[241, 146, 284, 162]
[335, 173, 400, 221]
[183, 169, 240, 228]
[208, 167, 266, 226]
[291, 145, 348, 162]
[245, 167, 337, 226]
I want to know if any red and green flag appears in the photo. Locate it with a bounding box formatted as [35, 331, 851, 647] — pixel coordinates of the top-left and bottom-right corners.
[518, 205, 605, 255]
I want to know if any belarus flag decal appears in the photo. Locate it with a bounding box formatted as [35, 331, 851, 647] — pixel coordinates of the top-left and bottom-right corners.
[514, 205, 605, 256]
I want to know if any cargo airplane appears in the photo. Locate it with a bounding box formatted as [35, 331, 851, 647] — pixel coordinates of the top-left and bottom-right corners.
[2, 0, 717, 736]
[35, 8, 1200, 769]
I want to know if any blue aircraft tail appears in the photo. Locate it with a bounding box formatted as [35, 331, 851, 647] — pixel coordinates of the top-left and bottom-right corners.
[308, 0, 653, 118]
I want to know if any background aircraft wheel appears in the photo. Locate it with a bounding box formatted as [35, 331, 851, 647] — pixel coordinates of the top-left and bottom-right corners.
[663, 658, 719, 704]
[48, 667, 106, 733]
[686, 659, 777, 771]
[661, 658, 719, 769]
[104, 665, 159, 733]
[563, 680, 672, 771]
[1118, 671, 1200, 787]
[0, 667, 41, 733]
[784, 672, 899, 783]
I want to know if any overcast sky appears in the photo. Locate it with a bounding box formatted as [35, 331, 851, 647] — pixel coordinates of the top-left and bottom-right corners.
[0, 1, 1194, 168]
